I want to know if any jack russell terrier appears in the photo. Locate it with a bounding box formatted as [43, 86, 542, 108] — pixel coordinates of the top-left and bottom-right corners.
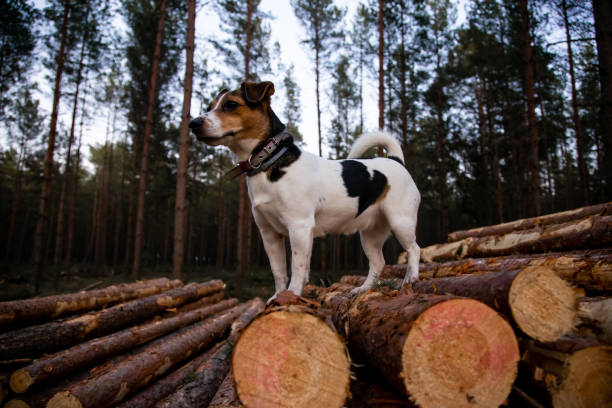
[189, 81, 420, 299]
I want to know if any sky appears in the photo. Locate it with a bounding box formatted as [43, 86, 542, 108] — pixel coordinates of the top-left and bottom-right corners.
[5, 0, 471, 166]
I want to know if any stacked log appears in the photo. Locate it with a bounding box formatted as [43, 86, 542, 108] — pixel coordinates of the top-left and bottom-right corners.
[231, 291, 351, 408]
[420, 212, 611, 263]
[0, 280, 225, 359]
[0, 278, 182, 329]
[10, 297, 238, 393]
[320, 289, 519, 408]
[46, 302, 250, 408]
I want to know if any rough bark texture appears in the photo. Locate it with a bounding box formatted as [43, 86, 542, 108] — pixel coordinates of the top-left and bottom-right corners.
[171, 291, 225, 314]
[321, 290, 519, 408]
[232, 295, 350, 408]
[412, 266, 580, 342]
[0, 280, 223, 359]
[156, 298, 264, 408]
[208, 372, 243, 408]
[447, 202, 611, 242]
[575, 297, 612, 343]
[0, 278, 181, 329]
[172, 0, 196, 281]
[10, 298, 237, 393]
[421, 215, 612, 263]
[46, 302, 249, 408]
[522, 336, 612, 408]
[389, 248, 612, 290]
[115, 342, 220, 408]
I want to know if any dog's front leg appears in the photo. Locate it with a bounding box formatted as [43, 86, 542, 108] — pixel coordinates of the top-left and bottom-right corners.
[259, 228, 288, 298]
[287, 222, 314, 296]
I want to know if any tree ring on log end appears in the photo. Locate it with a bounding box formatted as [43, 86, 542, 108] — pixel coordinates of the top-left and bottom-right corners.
[9, 369, 34, 394]
[552, 345, 612, 408]
[47, 391, 83, 408]
[402, 299, 518, 408]
[232, 310, 350, 408]
[509, 266, 577, 342]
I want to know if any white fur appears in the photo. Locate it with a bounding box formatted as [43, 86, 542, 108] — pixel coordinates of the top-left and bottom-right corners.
[246, 131, 421, 299]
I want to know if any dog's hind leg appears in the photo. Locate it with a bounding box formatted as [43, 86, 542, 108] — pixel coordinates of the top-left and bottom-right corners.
[353, 226, 390, 294]
[260, 228, 288, 299]
[389, 217, 420, 285]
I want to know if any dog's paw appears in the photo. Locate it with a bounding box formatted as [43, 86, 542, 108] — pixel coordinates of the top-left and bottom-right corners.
[349, 284, 370, 296]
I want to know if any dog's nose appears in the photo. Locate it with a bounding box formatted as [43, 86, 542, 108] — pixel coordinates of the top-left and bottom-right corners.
[189, 117, 203, 129]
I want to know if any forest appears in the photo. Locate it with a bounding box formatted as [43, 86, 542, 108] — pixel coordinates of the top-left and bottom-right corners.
[0, 0, 610, 298]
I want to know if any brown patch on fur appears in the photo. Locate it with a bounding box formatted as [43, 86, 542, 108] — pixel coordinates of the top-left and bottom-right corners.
[375, 184, 391, 205]
[211, 92, 270, 142]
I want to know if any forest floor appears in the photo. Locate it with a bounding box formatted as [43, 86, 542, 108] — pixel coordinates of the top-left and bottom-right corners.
[0, 262, 356, 301]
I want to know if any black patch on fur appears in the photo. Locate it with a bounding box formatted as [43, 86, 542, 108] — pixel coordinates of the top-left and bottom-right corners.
[387, 156, 404, 166]
[267, 137, 301, 182]
[340, 160, 388, 216]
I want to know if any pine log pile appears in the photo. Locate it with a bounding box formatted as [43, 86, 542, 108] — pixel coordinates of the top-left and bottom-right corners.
[0, 277, 275, 407]
[331, 202, 612, 407]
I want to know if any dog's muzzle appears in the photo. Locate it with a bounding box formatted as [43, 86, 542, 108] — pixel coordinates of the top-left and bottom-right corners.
[189, 117, 203, 129]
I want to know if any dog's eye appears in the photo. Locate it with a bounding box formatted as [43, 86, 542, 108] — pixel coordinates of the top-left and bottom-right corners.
[222, 101, 239, 112]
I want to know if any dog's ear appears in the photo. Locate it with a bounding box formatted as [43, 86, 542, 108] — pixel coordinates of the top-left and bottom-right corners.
[241, 81, 275, 104]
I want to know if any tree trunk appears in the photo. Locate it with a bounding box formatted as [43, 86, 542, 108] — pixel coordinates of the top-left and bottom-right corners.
[157, 298, 264, 408]
[5, 150, 24, 260]
[65, 97, 85, 263]
[0, 277, 181, 329]
[475, 82, 492, 225]
[10, 298, 237, 394]
[563, 0, 589, 205]
[423, 215, 612, 263]
[47, 303, 249, 408]
[520, 0, 541, 216]
[484, 81, 503, 223]
[216, 157, 225, 270]
[54, 2, 90, 266]
[321, 290, 519, 408]
[521, 336, 612, 408]
[172, 0, 196, 280]
[94, 142, 111, 265]
[232, 306, 350, 408]
[0, 281, 223, 359]
[592, 0, 612, 194]
[377, 0, 385, 158]
[133, 0, 168, 279]
[448, 202, 611, 242]
[32, 0, 71, 291]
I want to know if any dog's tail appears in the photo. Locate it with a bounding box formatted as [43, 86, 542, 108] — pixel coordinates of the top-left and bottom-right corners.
[348, 131, 405, 164]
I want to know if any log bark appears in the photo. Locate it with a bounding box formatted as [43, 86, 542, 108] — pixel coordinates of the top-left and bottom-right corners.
[156, 298, 265, 408]
[521, 336, 612, 408]
[422, 215, 612, 263]
[169, 291, 225, 314]
[412, 266, 581, 342]
[575, 297, 612, 343]
[0, 280, 224, 359]
[389, 248, 612, 290]
[0, 278, 182, 329]
[448, 202, 611, 242]
[115, 341, 220, 408]
[10, 298, 237, 393]
[321, 290, 519, 408]
[208, 372, 243, 408]
[232, 295, 351, 408]
[46, 302, 249, 408]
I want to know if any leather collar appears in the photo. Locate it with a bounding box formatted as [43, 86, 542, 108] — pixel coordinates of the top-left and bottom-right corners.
[225, 131, 292, 179]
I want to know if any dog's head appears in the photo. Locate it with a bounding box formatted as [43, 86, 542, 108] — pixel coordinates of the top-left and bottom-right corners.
[189, 81, 285, 148]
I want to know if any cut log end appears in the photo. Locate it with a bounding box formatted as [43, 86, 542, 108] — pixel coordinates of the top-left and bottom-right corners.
[4, 400, 30, 408]
[402, 298, 519, 408]
[552, 345, 612, 408]
[232, 311, 350, 408]
[47, 391, 83, 408]
[509, 266, 578, 342]
[9, 369, 33, 394]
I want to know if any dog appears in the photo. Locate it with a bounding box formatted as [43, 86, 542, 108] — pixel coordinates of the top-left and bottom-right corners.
[189, 81, 420, 299]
